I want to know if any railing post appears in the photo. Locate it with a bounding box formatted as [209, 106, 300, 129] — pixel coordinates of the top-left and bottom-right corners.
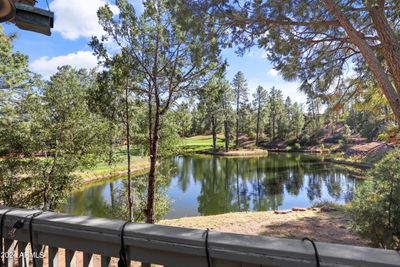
[100, 256, 111, 267]
[4, 239, 15, 267]
[83, 252, 93, 267]
[48, 247, 59, 267]
[33, 244, 43, 267]
[17, 241, 29, 267]
[65, 250, 76, 267]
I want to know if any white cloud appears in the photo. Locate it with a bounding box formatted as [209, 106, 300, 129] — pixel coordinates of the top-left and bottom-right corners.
[267, 69, 279, 77]
[30, 51, 98, 80]
[50, 0, 119, 40]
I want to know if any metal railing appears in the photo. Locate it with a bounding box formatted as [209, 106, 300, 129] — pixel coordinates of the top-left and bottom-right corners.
[1, 206, 399, 267]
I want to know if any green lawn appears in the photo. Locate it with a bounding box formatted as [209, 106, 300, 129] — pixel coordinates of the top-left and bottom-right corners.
[76, 145, 150, 182]
[177, 135, 225, 152]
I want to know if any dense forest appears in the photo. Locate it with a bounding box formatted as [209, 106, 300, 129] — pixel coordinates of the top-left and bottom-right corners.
[1, 0, 400, 249]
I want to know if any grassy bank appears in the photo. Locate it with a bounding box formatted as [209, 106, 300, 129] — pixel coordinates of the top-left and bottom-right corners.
[75, 156, 150, 184]
[176, 135, 226, 153]
[201, 149, 268, 157]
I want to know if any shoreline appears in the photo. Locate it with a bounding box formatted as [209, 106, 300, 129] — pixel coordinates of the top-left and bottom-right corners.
[198, 149, 268, 157]
[266, 149, 373, 170]
[324, 158, 372, 169]
[80, 164, 151, 185]
[267, 148, 322, 154]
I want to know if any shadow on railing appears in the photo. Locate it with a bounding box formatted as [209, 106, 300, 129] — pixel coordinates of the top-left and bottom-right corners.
[1, 206, 399, 267]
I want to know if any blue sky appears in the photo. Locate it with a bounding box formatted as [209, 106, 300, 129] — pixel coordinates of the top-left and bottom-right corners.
[4, 0, 306, 104]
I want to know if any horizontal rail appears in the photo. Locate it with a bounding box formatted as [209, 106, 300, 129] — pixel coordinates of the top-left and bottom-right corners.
[1, 206, 399, 267]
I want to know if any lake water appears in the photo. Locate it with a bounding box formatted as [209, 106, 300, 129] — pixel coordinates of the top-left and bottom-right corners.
[63, 153, 361, 219]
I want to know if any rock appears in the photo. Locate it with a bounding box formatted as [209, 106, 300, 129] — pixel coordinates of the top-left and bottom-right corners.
[320, 207, 337, 212]
[292, 207, 307, 212]
[274, 210, 292, 215]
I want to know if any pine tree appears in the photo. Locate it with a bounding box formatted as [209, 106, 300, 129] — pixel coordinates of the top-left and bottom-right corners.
[92, 0, 222, 223]
[268, 87, 285, 141]
[252, 86, 268, 146]
[232, 71, 249, 147]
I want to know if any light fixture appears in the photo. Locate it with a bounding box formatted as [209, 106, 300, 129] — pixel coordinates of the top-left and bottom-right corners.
[0, 0, 15, 22]
[0, 0, 54, 36]
[15, 3, 54, 36]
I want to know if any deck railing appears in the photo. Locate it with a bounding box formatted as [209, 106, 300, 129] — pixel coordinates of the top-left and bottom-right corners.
[1, 206, 399, 267]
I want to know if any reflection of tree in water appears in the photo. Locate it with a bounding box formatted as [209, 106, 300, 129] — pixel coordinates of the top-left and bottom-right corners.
[306, 173, 323, 201]
[66, 153, 361, 218]
[187, 153, 360, 215]
[340, 175, 358, 203]
[162, 157, 187, 191]
[66, 182, 113, 218]
[64, 174, 170, 221]
[324, 173, 343, 200]
[250, 159, 266, 210]
[196, 157, 237, 215]
[285, 166, 304, 196]
[236, 159, 251, 212]
[344, 183, 356, 203]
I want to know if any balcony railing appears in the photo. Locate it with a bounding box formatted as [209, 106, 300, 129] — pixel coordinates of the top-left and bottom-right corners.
[1, 206, 399, 267]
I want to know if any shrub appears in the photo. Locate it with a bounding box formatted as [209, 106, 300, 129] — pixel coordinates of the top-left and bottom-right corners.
[351, 149, 400, 249]
[343, 124, 351, 137]
[378, 132, 390, 142]
[294, 143, 301, 150]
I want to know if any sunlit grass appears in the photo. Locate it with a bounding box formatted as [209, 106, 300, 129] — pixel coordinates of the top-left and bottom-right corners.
[179, 135, 225, 146]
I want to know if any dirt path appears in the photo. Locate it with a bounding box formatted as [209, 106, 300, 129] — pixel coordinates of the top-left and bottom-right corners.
[160, 209, 367, 247]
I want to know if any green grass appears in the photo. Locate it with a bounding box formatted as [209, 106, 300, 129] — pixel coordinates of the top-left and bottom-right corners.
[176, 135, 226, 153]
[179, 135, 225, 146]
[75, 145, 150, 182]
[312, 200, 352, 212]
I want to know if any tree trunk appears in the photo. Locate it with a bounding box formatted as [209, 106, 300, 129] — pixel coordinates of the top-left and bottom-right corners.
[272, 114, 276, 141]
[108, 129, 114, 166]
[369, 2, 400, 96]
[236, 94, 240, 147]
[256, 97, 261, 146]
[148, 91, 153, 150]
[108, 113, 116, 166]
[324, 0, 400, 124]
[212, 114, 217, 152]
[146, 106, 161, 224]
[125, 86, 133, 222]
[224, 120, 229, 152]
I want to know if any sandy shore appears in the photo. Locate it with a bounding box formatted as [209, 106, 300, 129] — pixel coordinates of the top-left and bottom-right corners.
[160, 208, 366, 247]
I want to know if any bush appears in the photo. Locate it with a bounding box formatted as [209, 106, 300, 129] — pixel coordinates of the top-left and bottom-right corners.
[294, 143, 301, 150]
[343, 124, 351, 137]
[351, 149, 400, 249]
[378, 132, 390, 142]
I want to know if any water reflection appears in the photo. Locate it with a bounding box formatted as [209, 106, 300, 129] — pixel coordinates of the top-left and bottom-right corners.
[63, 153, 360, 220]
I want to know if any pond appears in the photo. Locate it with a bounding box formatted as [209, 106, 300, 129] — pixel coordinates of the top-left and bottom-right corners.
[63, 153, 361, 219]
